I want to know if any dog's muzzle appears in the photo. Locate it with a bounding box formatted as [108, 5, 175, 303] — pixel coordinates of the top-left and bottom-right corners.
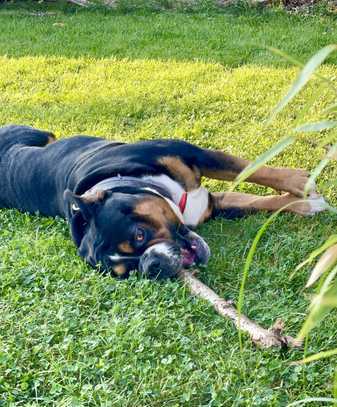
[139, 233, 210, 279]
[139, 242, 182, 279]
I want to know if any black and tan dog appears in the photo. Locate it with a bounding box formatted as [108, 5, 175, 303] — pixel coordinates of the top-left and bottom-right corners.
[0, 125, 327, 279]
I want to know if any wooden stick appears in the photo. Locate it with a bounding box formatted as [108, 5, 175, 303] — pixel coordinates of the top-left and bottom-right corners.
[67, 0, 116, 7]
[178, 269, 302, 349]
[67, 0, 91, 7]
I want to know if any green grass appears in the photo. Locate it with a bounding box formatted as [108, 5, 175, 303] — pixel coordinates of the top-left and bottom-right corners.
[0, 2, 336, 406]
[0, 1, 337, 65]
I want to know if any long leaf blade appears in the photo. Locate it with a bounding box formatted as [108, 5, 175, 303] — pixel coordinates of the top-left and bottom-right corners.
[294, 121, 337, 133]
[287, 397, 337, 406]
[304, 141, 337, 196]
[237, 199, 312, 349]
[231, 136, 295, 191]
[295, 235, 337, 272]
[298, 267, 337, 339]
[306, 244, 337, 288]
[268, 45, 337, 122]
[294, 348, 337, 365]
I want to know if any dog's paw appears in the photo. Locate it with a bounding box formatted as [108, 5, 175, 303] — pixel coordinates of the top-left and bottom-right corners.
[277, 168, 315, 198]
[306, 193, 328, 215]
[283, 192, 328, 216]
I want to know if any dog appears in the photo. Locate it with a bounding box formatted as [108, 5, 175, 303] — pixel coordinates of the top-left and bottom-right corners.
[0, 125, 327, 279]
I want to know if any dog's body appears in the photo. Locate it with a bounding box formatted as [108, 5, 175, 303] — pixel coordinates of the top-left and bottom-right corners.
[0, 125, 327, 278]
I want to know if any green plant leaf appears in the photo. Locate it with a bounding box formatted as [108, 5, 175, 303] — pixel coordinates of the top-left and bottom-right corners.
[294, 121, 337, 133]
[320, 296, 337, 307]
[269, 46, 337, 96]
[231, 136, 295, 191]
[298, 266, 337, 340]
[323, 102, 337, 113]
[287, 397, 337, 406]
[295, 235, 337, 272]
[319, 179, 337, 194]
[268, 45, 337, 123]
[318, 131, 337, 148]
[294, 348, 337, 365]
[237, 199, 310, 350]
[304, 141, 337, 196]
[306, 244, 337, 288]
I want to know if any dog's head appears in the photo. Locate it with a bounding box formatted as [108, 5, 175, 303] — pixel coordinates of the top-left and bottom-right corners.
[64, 187, 210, 279]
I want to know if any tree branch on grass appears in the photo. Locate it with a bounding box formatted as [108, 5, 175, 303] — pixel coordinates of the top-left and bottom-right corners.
[178, 269, 303, 349]
[67, 0, 91, 7]
[67, 0, 116, 6]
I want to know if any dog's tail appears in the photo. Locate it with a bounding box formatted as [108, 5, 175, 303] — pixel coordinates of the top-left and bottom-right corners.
[0, 125, 56, 149]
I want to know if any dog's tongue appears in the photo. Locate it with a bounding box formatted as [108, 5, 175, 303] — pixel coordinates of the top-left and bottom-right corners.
[181, 248, 196, 267]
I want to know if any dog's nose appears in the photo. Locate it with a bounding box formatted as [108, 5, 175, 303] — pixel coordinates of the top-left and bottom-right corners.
[144, 256, 162, 276]
[139, 242, 182, 279]
[139, 252, 162, 277]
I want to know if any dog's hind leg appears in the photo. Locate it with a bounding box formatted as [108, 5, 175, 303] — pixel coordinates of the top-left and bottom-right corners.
[195, 148, 313, 198]
[208, 191, 327, 220]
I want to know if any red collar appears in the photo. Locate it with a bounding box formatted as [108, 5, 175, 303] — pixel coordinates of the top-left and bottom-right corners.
[178, 191, 188, 214]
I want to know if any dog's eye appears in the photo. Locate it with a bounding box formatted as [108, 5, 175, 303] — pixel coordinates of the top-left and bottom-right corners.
[134, 227, 146, 243]
[71, 203, 80, 212]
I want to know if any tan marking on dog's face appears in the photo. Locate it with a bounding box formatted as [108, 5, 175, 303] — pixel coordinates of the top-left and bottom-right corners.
[113, 264, 127, 276]
[133, 196, 180, 239]
[118, 241, 134, 254]
[81, 190, 106, 204]
[158, 156, 200, 191]
[146, 237, 170, 247]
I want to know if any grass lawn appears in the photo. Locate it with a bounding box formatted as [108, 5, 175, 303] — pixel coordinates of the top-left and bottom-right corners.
[0, 2, 337, 405]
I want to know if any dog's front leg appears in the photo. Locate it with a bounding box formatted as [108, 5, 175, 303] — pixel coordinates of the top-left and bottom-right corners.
[210, 191, 327, 218]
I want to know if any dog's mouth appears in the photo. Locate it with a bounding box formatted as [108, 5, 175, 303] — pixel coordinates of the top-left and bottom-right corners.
[138, 232, 210, 278]
[180, 247, 196, 267]
[180, 235, 210, 268]
[180, 242, 200, 267]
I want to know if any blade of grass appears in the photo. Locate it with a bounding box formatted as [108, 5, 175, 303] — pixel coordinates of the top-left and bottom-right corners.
[294, 348, 337, 365]
[268, 47, 337, 96]
[291, 81, 331, 129]
[304, 141, 337, 196]
[319, 179, 337, 195]
[298, 266, 337, 340]
[294, 235, 337, 272]
[237, 199, 312, 350]
[323, 102, 337, 114]
[320, 296, 337, 307]
[231, 135, 295, 192]
[267, 45, 337, 123]
[287, 397, 337, 406]
[294, 121, 337, 133]
[268, 46, 337, 97]
[318, 132, 337, 148]
[306, 244, 337, 288]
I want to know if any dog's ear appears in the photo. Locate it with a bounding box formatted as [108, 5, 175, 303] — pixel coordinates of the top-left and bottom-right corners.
[63, 189, 107, 248]
[63, 189, 106, 221]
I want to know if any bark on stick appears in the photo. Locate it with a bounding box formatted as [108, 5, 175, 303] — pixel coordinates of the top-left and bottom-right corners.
[178, 269, 302, 349]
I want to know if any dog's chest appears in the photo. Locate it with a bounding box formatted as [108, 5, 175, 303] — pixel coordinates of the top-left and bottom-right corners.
[142, 174, 209, 227]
